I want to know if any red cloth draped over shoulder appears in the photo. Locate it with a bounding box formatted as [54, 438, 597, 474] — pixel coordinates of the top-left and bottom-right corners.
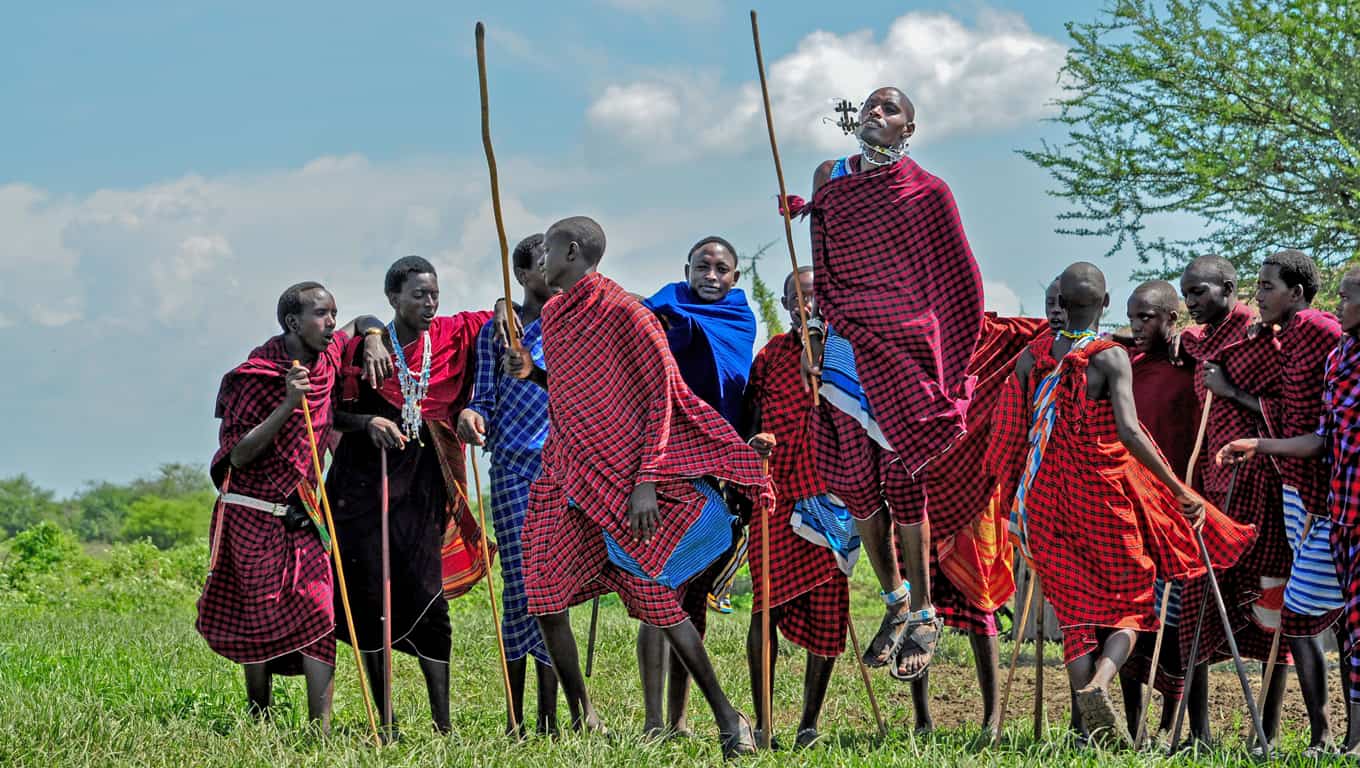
[808, 157, 984, 475]
[1010, 335, 1254, 654]
[746, 331, 838, 609]
[1131, 352, 1200, 479]
[211, 332, 348, 497]
[1261, 308, 1341, 517]
[348, 312, 492, 423]
[538, 272, 772, 578]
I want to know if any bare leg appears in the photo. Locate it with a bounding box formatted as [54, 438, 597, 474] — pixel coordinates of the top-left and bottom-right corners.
[894, 520, 938, 679]
[417, 656, 451, 734]
[1259, 658, 1287, 748]
[506, 656, 528, 737]
[1345, 702, 1360, 755]
[300, 656, 335, 734]
[858, 511, 909, 665]
[243, 663, 272, 719]
[1187, 662, 1211, 744]
[1289, 633, 1333, 749]
[909, 669, 934, 734]
[659, 619, 743, 737]
[534, 659, 560, 736]
[536, 612, 603, 732]
[745, 612, 776, 736]
[1072, 630, 1135, 745]
[637, 624, 668, 736]
[970, 632, 1001, 738]
[1117, 666, 1143, 738]
[361, 652, 396, 740]
[666, 646, 692, 733]
[799, 653, 836, 738]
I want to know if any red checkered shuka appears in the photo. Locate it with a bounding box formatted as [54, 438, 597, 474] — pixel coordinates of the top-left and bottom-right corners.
[346, 312, 492, 422]
[1325, 336, 1360, 528]
[198, 333, 347, 672]
[1261, 309, 1342, 519]
[808, 156, 985, 475]
[746, 331, 841, 610]
[1019, 335, 1255, 663]
[530, 272, 772, 582]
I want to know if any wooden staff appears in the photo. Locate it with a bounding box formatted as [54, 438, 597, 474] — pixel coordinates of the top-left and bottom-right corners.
[380, 449, 394, 737]
[467, 445, 520, 736]
[584, 596, 601, 677]
[758, 450, 774, 749]
[993, 569, 1038, 746]
[750, 10, 817, 403]
[297, 376, 380, 745]
[1136, 391, 1214, 746]
[844, 615, 889, 739]
[475, 21, 522, 350]
[1032, 575, 1045, 741]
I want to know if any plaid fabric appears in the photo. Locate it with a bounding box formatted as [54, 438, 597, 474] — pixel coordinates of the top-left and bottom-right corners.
[489, 467, 550, 665]
[746, 332, 842, 609]
[1322, 336, 1360, 528]
[1131, 353, 1200, 479]
[932, 560, 998, 636]
[1330, 522, 1360, 702]
[1017, 335, 1255, 664]
[467, 317, 549, 482]
[771, 577, 849, 657]
[808, 156, 984, 475]
[811, 401, 925, 525]
[1262, 309, 1341, 520]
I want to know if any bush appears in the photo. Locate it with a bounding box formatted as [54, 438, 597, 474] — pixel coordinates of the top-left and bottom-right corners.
[3, 522, 82, 582]
[121, 491, 215, 549]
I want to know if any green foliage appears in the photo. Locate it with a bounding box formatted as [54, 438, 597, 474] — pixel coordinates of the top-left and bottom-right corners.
[1022, 0, 1360, 281]
[121, 490, 216, 549]
[744, 239, 787, 341]
[71, 481, 137, 542]
[2, 521, 81, 583]
[0, 475, 64, 537]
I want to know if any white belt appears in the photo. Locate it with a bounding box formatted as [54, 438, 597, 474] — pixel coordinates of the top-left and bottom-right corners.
[221, 492, 292, 517]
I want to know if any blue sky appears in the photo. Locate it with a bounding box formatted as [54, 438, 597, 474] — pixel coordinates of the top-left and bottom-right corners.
[1, 1, 1175, 493]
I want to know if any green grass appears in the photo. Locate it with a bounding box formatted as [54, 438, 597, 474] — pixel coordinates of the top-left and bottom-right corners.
[0, 560, 1335, 766]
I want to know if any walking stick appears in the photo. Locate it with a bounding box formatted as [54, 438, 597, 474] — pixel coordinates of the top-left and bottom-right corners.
[584, 596, 601, 677]
[379, 449, 394, 737]
[467, 446, 520, 736]
[758, 451, 774, 749]
[750, 10, 817, 404]
[993, 567, 1038, 745]
[1258, 514, 1313, 724]
[475, 21, 522, 352]
[297, 381, 381, 745]
[1033, 576, 1045, 741]
[844, 615, 890, 739]
[1136, 391, 1214, 747]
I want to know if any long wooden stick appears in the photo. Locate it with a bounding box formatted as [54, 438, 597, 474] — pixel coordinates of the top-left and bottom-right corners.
[750, 10, 817, 403]
[298, 384, 380, 745]
[475, 21, 521, 349]
[844, 615, 889, 739]
[1032, 575, 1045, 742]
[380, 449, 394, 737]
[1137, 390, 1215, 746]
[994, 569, 1038, 746]
[584, 596, 601, 677]
[467, 446, 520, 736]
[759, 456, 773, 749]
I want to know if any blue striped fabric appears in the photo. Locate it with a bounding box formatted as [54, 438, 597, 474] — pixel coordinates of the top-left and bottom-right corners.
[1281, 483, 1344, 616]
[1152, 578, 1183, 626]
[488, 467, 551, 665]
[820, 327, 893, 451]
[602, 480, 734, 589]
[790, 493, 861, 576]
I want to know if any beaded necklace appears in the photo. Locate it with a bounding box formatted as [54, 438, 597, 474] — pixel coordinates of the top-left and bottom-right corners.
[388, 321, 431, 441]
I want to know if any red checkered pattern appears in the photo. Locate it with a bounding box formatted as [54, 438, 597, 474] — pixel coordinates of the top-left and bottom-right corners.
[771, 578, 850, 658]
[1330, 523, 1360, 701]
[808, 156, 984, 475]
[1016, 336, 1255, 663]
[198, 334, 346, 673]
[522, 273, 771, 618]
[811, 402, 925, 525]
[746, 332, 842, 609]
[1324, 336, 1360, 528]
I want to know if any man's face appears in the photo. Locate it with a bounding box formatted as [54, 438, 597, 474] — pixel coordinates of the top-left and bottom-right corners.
[538, 228, 574, 291]
[1338, 278, 1360, 337]
[1045, 281, 1066, 332]
[515, 242, 555, 300]
[1255, 264, 1298, 327]
[685, 243, 739, 302]
[388, 272, 439, 332]
[1179, 267, 1232, 326]
[857, 88, 914, 148]
[782, 270, 816, 328]
[289, 288, 338, 353]
[1127, 296, 1170, 354]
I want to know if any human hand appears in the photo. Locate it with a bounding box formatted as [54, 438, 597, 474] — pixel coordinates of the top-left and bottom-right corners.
[1200, 361, 1235, 398]
[366, 416, 406, 450]
[1216, 438, 1259, 466]
[748, 432, 777, 459]
[800, 332, 824, 393]
[456, 409, 487, 446]
[284, 363, 311, 408]
[1176, 490, 1206, 530]
[362, 332, 393, 386]
[627, 482, 660, 543]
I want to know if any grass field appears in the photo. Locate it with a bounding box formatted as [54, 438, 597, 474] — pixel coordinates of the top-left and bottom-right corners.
[0, 544, 1343, 767]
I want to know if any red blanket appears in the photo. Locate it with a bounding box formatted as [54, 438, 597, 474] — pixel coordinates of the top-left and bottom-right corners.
[808, 157, 984, 475]
[1262, 309, 1341, 518]
[355, 312, 492, 423]
[745, 331, 838, 609]
[1131, 352, 1200, 479]
[537, 272, 771, 578]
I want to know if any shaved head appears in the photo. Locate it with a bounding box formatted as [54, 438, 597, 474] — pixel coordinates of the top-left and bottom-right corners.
[784, 265, 814, 295]
[1183, 254, 1237, 286]
[876, 86, 916, 121]
[547, 216, 606, 265]
[1131, 280, 1180, 313]
[1059, 262, 1108, 311]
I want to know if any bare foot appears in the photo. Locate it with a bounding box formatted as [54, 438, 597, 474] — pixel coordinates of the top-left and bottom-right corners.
[862, 605, 910, 668]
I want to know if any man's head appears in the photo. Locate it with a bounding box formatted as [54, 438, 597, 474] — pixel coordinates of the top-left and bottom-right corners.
[385, 255, 439, 332]
[685, 236, 740, 303]
[1338, 266, 1360, 337]
[1057, 262, 1109, 330]
[541, 216, 606, 292]
[1044, 277, 1066, 332]
[512, 233, 553, 301]
[857, 87, 916, 151]
[1256, 249, 1319, 326]
[1180, 254, 1237, 326]
[782, 266, 815, 328]
[1127, 280, 1180, 355]
[277, 281, 337, 353]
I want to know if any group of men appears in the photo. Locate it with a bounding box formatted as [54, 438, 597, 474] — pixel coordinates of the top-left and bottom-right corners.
[195, 83, 1360, 758]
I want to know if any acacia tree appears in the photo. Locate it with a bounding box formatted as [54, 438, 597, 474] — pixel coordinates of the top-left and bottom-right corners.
[744, 239, 786, 341]
[1023, 0, 1360, 285]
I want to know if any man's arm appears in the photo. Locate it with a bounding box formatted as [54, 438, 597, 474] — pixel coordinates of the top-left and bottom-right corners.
[230, 364, 308, 468]
[1201, 360, 1261, 414]
[339, 314, 395, 387]
[459, 323, 500, 446]
[1218, 434, 1326, 464]
[334, 411, 406, 449]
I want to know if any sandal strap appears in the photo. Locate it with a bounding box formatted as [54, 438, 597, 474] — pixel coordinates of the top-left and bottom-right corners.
[879, 581, 910, 606]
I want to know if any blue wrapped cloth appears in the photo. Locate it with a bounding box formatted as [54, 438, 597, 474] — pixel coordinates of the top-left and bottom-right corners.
[790, 493, 861, 576]
[602, 480, 735, 589]
[644, 282, 756, 427]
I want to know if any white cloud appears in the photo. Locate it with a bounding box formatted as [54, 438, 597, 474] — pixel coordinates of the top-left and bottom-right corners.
[983, 280, 1021, 316]
[586, 10, 1066, 160]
